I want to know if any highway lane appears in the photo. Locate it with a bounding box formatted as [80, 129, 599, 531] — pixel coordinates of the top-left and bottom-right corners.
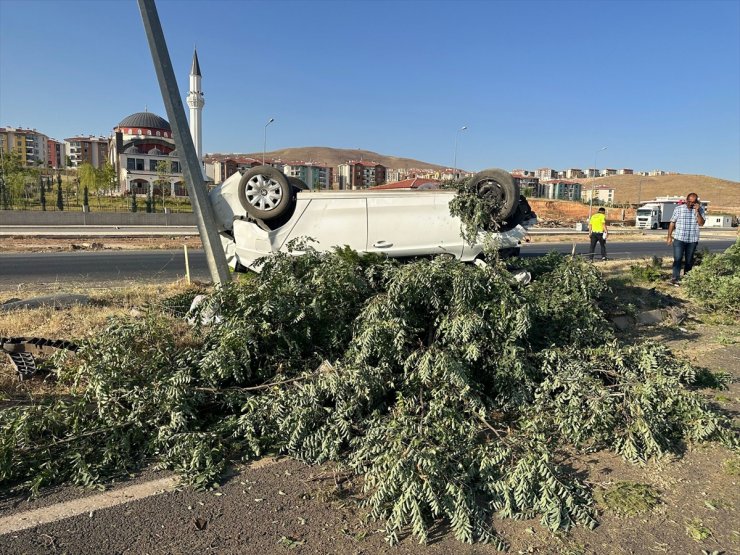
[0, 239, 735, 287]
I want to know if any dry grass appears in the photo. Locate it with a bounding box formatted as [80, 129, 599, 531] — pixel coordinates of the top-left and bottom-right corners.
[0, 281, 207, 400]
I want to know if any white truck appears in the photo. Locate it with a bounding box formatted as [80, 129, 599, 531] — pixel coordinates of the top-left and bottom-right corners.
[635, 197, 683, 229]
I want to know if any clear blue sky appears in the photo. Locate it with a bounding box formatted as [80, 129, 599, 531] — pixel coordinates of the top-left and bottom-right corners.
[1, 0, 739, 180]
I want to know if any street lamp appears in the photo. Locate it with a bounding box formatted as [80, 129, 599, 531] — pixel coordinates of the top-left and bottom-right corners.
[453, 125, 468, 181]
[588, 146, 607, 220]
[263, 117, 275, 165]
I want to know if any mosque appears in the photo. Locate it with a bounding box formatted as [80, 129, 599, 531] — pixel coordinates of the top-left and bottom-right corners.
[109, 50, 204, 196]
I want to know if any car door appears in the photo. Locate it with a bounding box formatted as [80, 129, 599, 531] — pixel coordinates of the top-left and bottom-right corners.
[366, 192, 464, 258]
[282, 195, 367, 254]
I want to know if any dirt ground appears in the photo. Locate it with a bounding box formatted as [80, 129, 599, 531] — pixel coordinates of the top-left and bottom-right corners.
[0, 235, 205, 253]
[0, 263, 738, 554]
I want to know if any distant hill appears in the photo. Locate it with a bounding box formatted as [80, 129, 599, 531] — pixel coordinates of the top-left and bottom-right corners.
[209, 147, 449, 171]
[575, 174, 740, 208]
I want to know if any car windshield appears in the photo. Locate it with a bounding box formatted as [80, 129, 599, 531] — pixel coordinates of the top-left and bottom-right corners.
[637, 209, 653, 216]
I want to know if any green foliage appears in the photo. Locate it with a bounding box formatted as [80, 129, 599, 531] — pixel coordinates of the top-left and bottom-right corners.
[683, 239, 740, 313]
[686, 519, 712, 542]
[629, 256, 663, 282]
[0, 248, 734, 546]
[447, 177, 504, 244]
[56, 180, 64, 211]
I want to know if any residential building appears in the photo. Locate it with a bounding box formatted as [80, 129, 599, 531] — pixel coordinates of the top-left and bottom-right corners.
[565, 168, 585, 179]
[336, 161, 386, 189]
[536, 168, 556, 181]
[581, 185, 615, 205]
[47, 139, 65, 169]
[65, 135, 109, 168]
[512, 173, 540, 196]
[385, 168, 409, 183]
[0, 127, 49, 166]
[618, 168, 634, 175]
[538, 179, 582, 200]
[108, 111, 186, 196]
[604, 168, 618, 176]
[283, 162, 333, 190]
[586, 168, 601, 178]
[205, 156, 261, 184]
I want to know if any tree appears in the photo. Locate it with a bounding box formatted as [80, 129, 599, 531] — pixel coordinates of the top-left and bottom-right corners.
[0, 149, 28, 208]
[78, 163, 96, 211]
[39, 175, 46, 211]
[146, 189, 153, 213]
[155, 160, 170, 212]
[130, 192, 138, 213]
[56, 178, 64, 211]
[99, 161, 116, 196]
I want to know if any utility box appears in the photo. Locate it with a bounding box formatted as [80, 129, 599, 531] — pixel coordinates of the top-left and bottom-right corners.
[575, 222, 587, 231]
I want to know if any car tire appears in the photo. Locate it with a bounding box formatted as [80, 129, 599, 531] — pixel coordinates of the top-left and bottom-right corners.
[470, 168, 520, 223]
[238, 166, 294, 221]
[652, 223, 658, 230]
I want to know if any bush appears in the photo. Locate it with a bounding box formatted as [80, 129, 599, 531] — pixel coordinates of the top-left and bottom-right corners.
[683, 239, 740, 313]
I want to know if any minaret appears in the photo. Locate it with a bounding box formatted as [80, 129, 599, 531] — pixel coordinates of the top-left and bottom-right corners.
[186, 49, 204, 163]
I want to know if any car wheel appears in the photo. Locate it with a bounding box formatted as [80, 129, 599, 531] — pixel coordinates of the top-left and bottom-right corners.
[651, 223, 658, 230]
[238, 165, 294, 221]
[470, 168, 520, 223]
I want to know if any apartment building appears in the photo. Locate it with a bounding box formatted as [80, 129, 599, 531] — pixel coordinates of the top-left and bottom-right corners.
[0, 127, 49, 166]
[511, 172, 540, 195]
[581, 185, 615, 205]
[283, 162, 333, 190]
[47, 139, 65, 169]
[536, 168, 556, 181]
[336, 161, 386, 189]
[565, 168, 586, 179]
[205, 156, 261, 184]
[65, 135, 109, 168]
[537, 179, 582, 201]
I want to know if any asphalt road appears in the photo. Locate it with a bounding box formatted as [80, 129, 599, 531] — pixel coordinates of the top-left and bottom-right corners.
[0, 239, 735, 287]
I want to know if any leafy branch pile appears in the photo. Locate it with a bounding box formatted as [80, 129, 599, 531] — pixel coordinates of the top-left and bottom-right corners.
[447, 177, 506, 244]
[1, 246, 735, 547]
[683, 238, 740, 313]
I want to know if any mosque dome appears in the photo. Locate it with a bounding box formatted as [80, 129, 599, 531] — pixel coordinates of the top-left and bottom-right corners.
[117, 112, 171, 131]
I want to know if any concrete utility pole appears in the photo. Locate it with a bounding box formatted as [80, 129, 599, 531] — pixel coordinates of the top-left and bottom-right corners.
[137, 0, 230, 285]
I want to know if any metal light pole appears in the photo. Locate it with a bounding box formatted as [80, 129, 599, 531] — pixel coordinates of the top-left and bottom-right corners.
[263, 118, 274, 165]
[138, 0, 231, 285]
[588, 146, 607, 220]
[452, 125, 467, 181]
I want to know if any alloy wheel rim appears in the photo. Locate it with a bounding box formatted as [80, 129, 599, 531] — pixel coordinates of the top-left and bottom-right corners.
[245, 175, 283, 210]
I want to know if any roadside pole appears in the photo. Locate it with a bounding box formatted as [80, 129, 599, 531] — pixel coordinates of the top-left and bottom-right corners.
[137, 0, 231, 285]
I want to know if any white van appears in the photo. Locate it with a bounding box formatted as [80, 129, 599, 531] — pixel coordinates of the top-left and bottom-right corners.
[209, 166, 536, 271]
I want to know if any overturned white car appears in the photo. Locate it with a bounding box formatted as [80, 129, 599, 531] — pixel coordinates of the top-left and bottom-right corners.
[208, 166, 537, 271]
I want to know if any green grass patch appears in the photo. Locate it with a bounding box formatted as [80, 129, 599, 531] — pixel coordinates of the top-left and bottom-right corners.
[685, 519, 711, 542]
[629, 256, 663, 283]
[599, 482, 660, 516]
[723, 456, 740, 476]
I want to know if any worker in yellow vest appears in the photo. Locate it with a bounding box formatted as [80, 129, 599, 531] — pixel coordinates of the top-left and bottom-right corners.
[588, 207, 608, 261]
